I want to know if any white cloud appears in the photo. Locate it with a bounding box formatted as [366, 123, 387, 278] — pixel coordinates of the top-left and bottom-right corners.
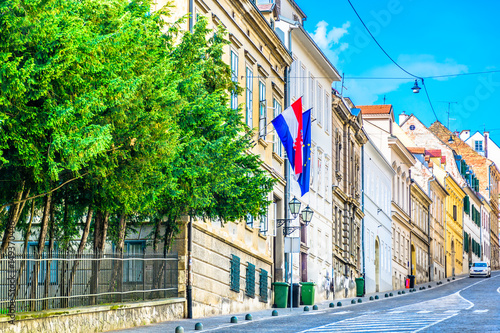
[309, 21, 351, 66]
[344, 55, 469, 105]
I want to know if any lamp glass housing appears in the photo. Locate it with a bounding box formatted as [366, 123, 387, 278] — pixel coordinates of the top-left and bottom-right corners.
[301, 206, 314, 226]
[448, 135, 454, 143]
[289, 197, 301, 219]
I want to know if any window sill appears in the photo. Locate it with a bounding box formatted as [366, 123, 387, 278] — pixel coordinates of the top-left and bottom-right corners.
[272, 152, 284, 164]
[258, 138, 268, 148]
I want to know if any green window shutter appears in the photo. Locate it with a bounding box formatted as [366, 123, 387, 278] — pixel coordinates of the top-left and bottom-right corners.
[246, 263, 256, 298]
[230, 254, 240, 292]
[259, 269, 268, 303]
[464, 196, 470, 215]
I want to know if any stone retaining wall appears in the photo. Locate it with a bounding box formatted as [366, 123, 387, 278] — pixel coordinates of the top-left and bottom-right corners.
[0, 298, 185, 333]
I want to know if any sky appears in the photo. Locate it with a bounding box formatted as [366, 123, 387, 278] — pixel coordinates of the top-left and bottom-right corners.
[295, 0, 500, 138]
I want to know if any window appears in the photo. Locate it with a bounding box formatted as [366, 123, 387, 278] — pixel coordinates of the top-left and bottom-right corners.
[259, 208, 268, 235]
[245, 262, 256, 298]
[123, 241, 145, 283]
[259, 81, 266, 138]
[28, 243, 58, 285]
[301, 65, 306, 105]
[309, 75, 315, 112]
[230, 50, 238, 110]
[246, 213, 254, 228]
[245, 67, 253, 128]
[474, 140, 483, 152]
[317, 84, 322, 125]
[453, 205, 457, 221]
[230, 254, 240, 292]
[324, 93, 330, 133]
[273, 98, 282, 156]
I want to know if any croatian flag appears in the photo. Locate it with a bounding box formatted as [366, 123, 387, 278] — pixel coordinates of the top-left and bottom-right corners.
[271, 97, 312, 196]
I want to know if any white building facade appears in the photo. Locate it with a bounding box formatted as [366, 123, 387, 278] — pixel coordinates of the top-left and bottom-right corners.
[276, 0, 341, 303]
[363, 139, 394, 293]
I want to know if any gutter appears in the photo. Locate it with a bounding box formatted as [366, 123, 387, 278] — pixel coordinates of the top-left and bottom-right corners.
[361, 144, 366, 295]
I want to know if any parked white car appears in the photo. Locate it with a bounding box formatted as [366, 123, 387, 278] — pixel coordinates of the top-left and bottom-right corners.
[469, 262, 491, 278]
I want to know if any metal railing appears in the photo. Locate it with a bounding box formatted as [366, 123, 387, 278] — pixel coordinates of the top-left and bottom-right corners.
[0, 251, 178, 314]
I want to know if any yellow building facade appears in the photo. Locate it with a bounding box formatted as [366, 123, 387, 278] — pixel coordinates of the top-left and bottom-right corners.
[434, 165, 465, 277]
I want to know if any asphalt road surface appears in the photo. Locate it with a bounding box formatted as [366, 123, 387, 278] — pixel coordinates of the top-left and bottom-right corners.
[113, 272, 500, 333]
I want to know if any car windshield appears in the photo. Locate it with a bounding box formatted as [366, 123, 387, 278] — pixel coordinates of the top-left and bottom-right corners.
[473, 263, 487, 267]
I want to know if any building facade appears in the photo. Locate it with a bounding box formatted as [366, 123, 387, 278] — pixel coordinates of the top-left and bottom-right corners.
[167, 0, 293, 317]
[278, 0, 341, 303]
[359, 105, 415, 289]
[410, 181, 432, 284]
[363, 139, 394, 293]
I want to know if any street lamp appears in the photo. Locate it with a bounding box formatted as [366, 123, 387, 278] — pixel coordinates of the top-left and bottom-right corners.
[411, 80, 421, 93]
[277, 197, 314, 236]
[448, 135, 454, 144]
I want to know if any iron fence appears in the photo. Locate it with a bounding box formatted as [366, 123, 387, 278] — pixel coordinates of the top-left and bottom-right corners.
[0, 251, 178, 313]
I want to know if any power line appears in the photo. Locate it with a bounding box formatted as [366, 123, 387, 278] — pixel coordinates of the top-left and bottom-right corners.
[346, 0, 420, 79]
[346, 0, 441, 122]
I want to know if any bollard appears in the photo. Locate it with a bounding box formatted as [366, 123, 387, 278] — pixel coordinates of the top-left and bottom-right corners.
[389, 293, 393, 297]
[304, 306, 310, 311]
[351, 299, 356, 304]
[369, 296, 374, 300]
[195, 323, 203, 331]
[385, 293, 389, 298]
[357, 298, 362, 303]
[329, 303, 335, 308]
[245, 314, 252, 321]
[337, 301, 342, 307]
[175, 327, 184, 333]
[313, 305, 318, 310]
[398, 291, 401, 295]
[402, 291, 405, 294]
[374, 295, 379, 300]
[428, 285, 432, 288]
[230, 316, 238, 323]
[272, 310, 278, 317]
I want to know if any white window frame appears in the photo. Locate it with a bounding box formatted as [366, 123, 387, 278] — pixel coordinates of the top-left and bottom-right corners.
[230, 50, 238, 110]
[245, 66, 253, 128]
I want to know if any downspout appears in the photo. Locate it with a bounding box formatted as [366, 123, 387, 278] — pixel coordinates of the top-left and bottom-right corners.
[187, 1, 194, 319]
[444, 175, 448, 278]
[409, 171, 413, 278]
[361, 144, 365, 295]
[428, 179, 433, 282]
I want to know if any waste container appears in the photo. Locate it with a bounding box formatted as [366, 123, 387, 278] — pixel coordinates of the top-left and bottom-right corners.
[300, 282, 316, 305]
[355, 277, 365, 297]
[405, 278, 410, 288]
[272, 282, 290, 308]
[288, 283, 301, 307]
[408, 275, 415, 288]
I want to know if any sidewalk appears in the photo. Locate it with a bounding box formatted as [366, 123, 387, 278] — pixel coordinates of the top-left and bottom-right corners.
[113, 275, 467, 333]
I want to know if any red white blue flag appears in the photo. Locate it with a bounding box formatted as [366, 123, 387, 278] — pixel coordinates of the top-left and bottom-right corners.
[271, 97, 311, 196]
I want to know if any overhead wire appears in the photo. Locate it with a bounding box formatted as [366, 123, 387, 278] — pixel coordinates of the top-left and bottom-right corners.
[346, 0, 440, 122]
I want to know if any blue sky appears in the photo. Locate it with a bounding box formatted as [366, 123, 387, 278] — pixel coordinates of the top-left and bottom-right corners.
[296, 0, 500, 137]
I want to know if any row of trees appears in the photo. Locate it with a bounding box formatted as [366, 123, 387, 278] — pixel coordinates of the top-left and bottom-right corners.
[0, 0, 274, 259]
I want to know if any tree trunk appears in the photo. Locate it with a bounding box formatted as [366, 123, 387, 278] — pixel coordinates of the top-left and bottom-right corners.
[15, 200, 35, 298]
[29, 193, 52, 311]
[108, 214, 126, 300]
[152, 218, 162, 293]
[43, 205, 55, 310]
[0, 187, 25, 255]
[64, 207, 93, 308]
[90, 211, 108, 305]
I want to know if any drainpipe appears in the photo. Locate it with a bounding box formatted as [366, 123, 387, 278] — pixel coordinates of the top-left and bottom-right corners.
[444, 175, 448, 278]
[187, 1, 194, 319]
[187, 214, 193, 319]
[428, 179, 433, 282]
[361, 144, 366, 294]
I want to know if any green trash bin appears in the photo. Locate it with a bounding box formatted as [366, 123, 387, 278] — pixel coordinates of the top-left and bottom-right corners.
[355, 277, 364, 297]
[300, 282, 316, 305]
[272, 282, 290, 308]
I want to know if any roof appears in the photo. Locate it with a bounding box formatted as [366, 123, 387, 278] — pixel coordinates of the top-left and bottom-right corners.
[257, 4, 274, 12]
[428, 121, 494, 200]
[425, 149, 442, 157]
[358, 104, 393, 115]
[408, 147, 425, 154]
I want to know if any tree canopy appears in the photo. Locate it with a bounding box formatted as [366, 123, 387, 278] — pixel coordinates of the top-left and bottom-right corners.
[0, 0, 275, 254]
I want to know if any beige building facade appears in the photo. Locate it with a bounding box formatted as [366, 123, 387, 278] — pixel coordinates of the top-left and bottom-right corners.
[166, 0, 293, 317]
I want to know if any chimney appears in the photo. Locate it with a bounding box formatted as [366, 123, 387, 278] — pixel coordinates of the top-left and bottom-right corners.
[484, 131, 489, 158]
[399, 111, 409, 125]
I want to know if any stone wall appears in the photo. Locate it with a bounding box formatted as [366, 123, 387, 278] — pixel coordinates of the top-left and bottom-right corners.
[0, 298, 184, 333]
